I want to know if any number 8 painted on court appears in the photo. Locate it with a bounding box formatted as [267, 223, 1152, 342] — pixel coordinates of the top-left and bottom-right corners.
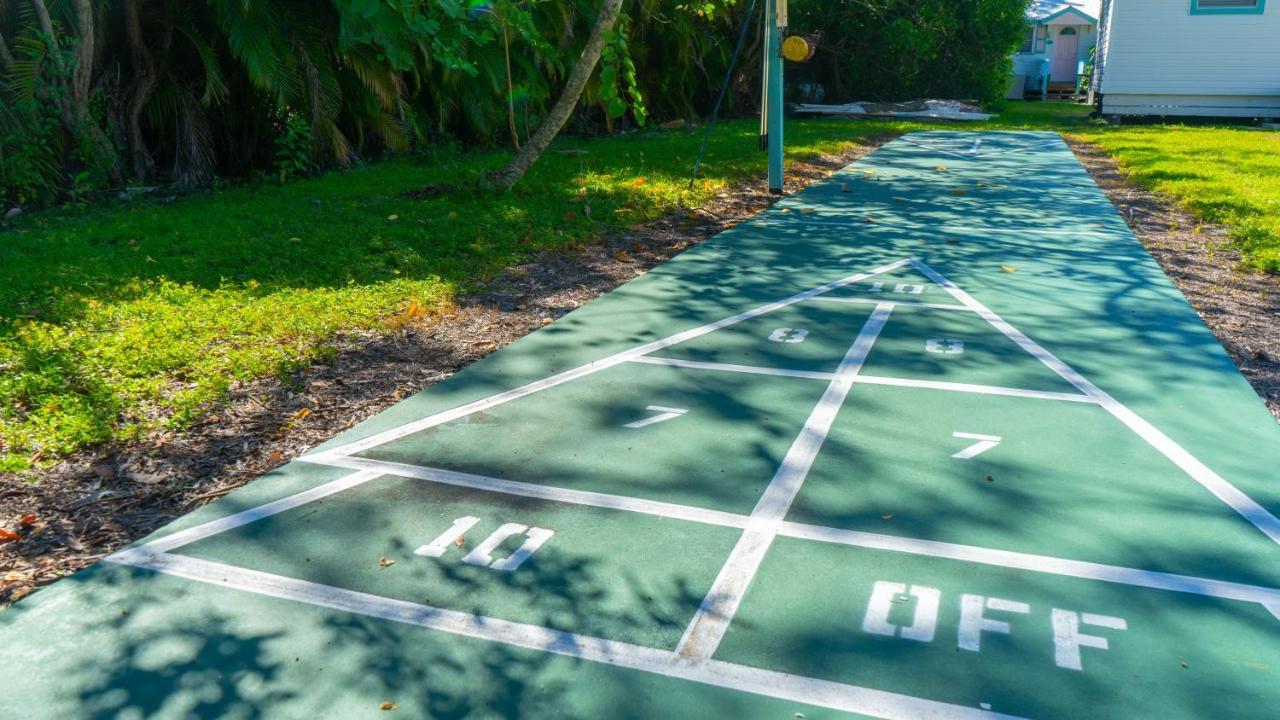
[769, 328, 809, 344]
[925, 338, 964, 354]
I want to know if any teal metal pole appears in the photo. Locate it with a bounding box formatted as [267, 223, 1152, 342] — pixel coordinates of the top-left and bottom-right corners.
[766, 0, 784, 193]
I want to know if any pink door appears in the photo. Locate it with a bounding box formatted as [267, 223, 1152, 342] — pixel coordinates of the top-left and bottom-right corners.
[1051, 27, 1080, 82]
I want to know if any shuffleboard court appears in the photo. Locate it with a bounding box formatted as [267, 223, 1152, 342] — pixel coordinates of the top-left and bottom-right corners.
[4, 131, 1279, 719]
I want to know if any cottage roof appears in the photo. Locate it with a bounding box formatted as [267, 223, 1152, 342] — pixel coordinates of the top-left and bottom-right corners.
[1026, 0, 1101, 24]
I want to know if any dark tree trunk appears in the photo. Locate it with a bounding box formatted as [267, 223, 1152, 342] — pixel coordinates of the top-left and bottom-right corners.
[489, 0, 626, 192]
[123, 0, 158, 180]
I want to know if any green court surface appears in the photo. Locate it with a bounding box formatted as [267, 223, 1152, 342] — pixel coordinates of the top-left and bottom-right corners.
[5, 131, 1280, 719]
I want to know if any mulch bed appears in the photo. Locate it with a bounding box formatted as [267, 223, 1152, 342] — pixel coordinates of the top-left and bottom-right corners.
[3, 134, 1277, 607]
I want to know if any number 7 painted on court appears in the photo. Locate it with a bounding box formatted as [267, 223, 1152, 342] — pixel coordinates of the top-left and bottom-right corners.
[624, 405, 688, 429]
[952, 432, 1002, 460]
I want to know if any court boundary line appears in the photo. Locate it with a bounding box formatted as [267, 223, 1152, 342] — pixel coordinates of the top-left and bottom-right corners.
[102, 251, 1280, 707]
[104, 548, 1022, 720]
[676, 303, 894, 662]
[630, 356, 1096, 404]
[810, 296, 971, 312]
[305, 258, 913, 460]
[911, 259, 1280, 545]
[117, 466, 1280, 610]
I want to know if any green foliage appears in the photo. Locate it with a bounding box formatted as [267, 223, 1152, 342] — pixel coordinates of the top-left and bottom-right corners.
[790, 0, 1032, 104]
[0, 115, 867, 470]
[273, 113, 314, 183]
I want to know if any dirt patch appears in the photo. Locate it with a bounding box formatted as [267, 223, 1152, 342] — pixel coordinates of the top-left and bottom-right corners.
[1066, 137, 1280, 422]
[0, 140, 890, 606]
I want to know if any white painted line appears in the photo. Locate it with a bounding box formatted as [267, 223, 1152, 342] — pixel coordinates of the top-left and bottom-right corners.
[748, 216, 1111, 236]
[810, 296, 970, 312]
[951, 432, 1003, 460]
[624, 405, 689, 429]
[106, 551, 1021, 720]
[138, 454, 1280, 616]
[911, 258, 1280, 545]
[896, 135, 1064, 161]
[120, 470, 382, 555]
[677, 304, 895, 663]
[629, 355, 836, 381]
[311, 259, 913, 459]
[293, 454, 1280, 608]
[296, 454, 751, 531]
[897, 136, 976, 161]
[776, 522, 1280, 608]
[1265, 603, 1280, 623]
[852, 375, 1096, 404]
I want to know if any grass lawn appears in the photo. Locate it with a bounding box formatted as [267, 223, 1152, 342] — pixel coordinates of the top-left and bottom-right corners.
[1, 102, 1276, 471]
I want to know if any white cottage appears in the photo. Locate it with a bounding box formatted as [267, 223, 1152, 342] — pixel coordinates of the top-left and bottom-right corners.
[1012, 1, 1100, 98]
[1092, 0, 1280, 118]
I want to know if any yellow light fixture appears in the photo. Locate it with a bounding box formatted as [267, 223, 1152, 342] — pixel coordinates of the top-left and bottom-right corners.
[781, 34, 814, 63]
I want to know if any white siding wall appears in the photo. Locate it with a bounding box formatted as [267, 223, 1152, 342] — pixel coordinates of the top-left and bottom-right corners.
[1099, 0, 1280, 116]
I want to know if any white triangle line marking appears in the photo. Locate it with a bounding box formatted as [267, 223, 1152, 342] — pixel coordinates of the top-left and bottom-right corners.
[310, 259, 915, 458]
[910, 258, 1280, 545]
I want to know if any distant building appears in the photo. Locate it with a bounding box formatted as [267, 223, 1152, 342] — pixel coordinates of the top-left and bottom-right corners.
[1012, 1, 1100, 99]
[1092, 0, 1280, 119]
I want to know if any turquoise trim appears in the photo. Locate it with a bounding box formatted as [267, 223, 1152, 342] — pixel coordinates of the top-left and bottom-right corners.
[1037, 6, 1100, 24]
[1190, 0, 1266, 14]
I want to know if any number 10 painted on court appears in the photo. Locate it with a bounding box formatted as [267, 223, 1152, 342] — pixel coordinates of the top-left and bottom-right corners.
[415, 517, 554, 572]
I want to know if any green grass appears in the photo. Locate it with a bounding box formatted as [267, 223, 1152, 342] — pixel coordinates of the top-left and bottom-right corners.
[2, 102, 1277, 471]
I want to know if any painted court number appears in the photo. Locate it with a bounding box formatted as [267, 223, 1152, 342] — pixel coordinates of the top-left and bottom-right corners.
[624, 405, 688, 429]
[869, 282, 925, 295]
[415, 516, 554, 572]
[769, 328, 809, 344]
[952, 432, 1002, 460]
[926, 339, 964, 354]
[862, 581, 1127, 671]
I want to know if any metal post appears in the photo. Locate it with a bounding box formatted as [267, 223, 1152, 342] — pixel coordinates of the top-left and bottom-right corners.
[766, 0, 784, 193]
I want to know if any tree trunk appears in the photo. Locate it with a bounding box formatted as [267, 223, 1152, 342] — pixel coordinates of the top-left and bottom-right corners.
[123, 0, 157, 180]
[489, 0, 626, 192]
[31, 0, 122, 184]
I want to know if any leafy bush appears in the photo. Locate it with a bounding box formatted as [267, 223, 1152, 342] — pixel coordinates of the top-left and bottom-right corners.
[790, 0, 1031, 104]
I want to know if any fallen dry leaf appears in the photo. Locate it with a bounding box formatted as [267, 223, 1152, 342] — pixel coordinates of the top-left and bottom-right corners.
[267, 450, 285, 464]
[19, 514, 38, 527]
[454, 536, 465, 548]
[293, 407, 312, 420]
[1000, 266, 1018, 273]
[380, 701, 398, 711]
[0, 529, 20, 542]
[952, 188, 967, 196]
[379, 555, 395, 568]
[881, 513, 893, 521]
[935, 165, 948, 173]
